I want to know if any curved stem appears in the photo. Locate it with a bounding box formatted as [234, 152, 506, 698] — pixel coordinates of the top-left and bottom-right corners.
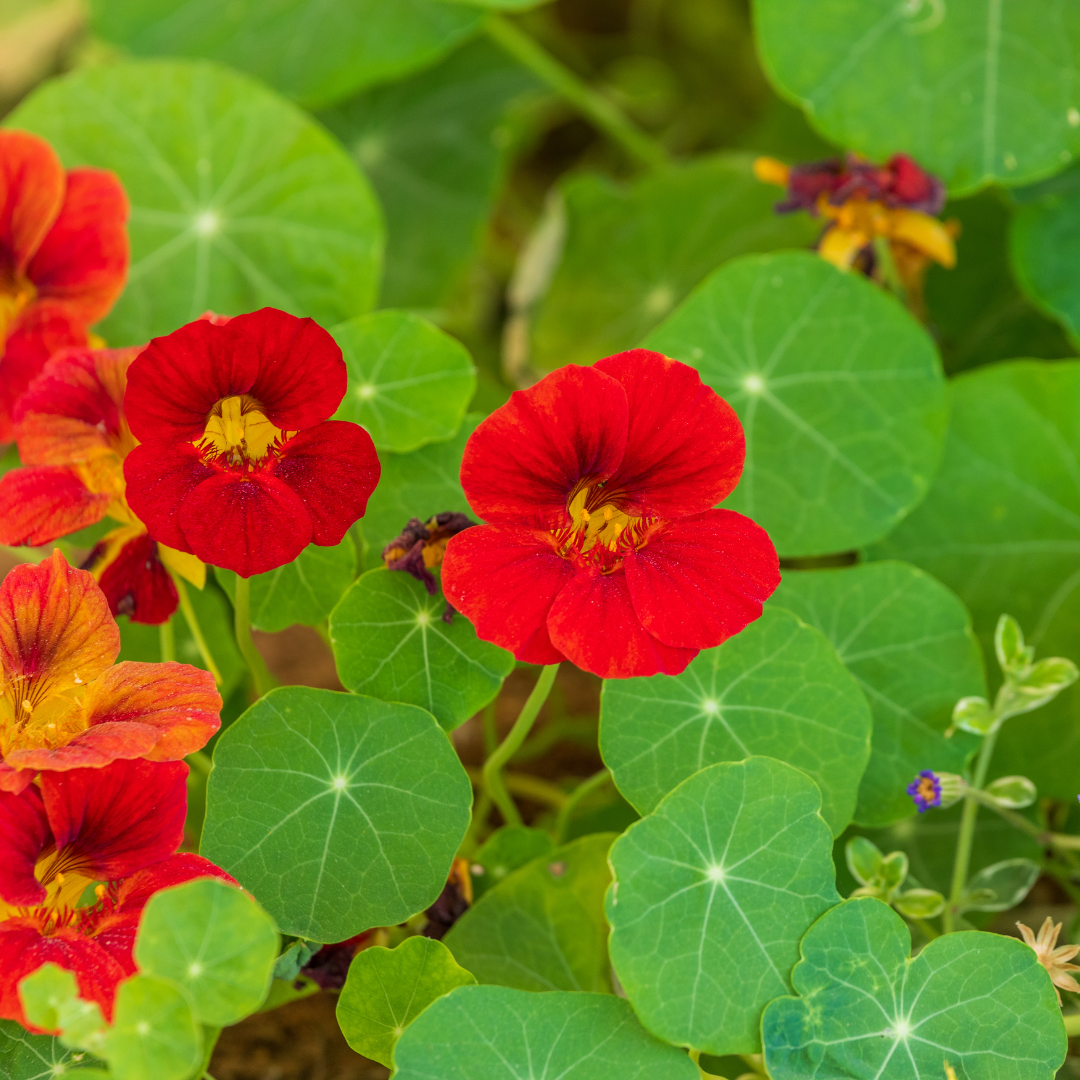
[554, 768, 611, 844]
[466, 765, 568, 810]
[483, 15, 670, 173]
[233, 575, 272, 698]
[159, 617, 176, 663]
[483, 664, 559, 826]
[174, 575, 223, 685]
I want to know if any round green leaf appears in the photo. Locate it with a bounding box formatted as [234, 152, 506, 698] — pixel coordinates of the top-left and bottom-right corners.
[104, 975, 202, 1080]
[762, 897, 1066, 1079]
[771, 561, 984, 826]
[216, 537, 356, 633]
[600, 607, 871, 835]
[645, 251, 947, 556]
[7, 60, 383, 344]
[330, 568, 513, 732]
[754, 0, 1080, 194]
[607, 758, 840, 1056]
[531, 154, 818, 370]
[869, 360, 1080, 797]
[201, 686, 472, 941]
[468, 825, 553, 899]
[0, 1020, 105, 1078]
[336, 936, 476, 1067]
[331, 311, 476, 453]
[444, 833, 615, 993]
[91, 0, 482, 109]
[134, 877, 280, 1026]
[393, 986, 699, 1080]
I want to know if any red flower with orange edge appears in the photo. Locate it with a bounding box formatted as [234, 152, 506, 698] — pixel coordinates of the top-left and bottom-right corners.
[0, 757, 237, 1029]
[0, 130, 129, 442]
[0, 550, 220, 793]
[122, 308, 381, 578]
[440, 350, 780, 679]
[0, 345, 205, 624]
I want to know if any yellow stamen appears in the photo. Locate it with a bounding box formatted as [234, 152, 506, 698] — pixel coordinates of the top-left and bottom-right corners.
[753, 156, 790, 188]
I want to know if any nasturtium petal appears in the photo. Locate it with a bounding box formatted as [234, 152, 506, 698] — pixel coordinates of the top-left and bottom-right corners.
[330, 568, 514, 733]
[762, 897, 1066, 1080]
[7, 60, 383, 344]
[600, 607, 870, 835]
[331, 311, 476, 453]
[134, 877, 279, 1026]
[530, 154, 817, 370]
[868, 361, 1080, 797]
[104, 975, 202, 1080]
[606, 758, 840, 1056]
[393, 986, 700, 1080]
[215, 536, 356, 633]
[754, 0, 1080, 194]
[0, 1019, 105, 1077]
[336, 936, 476, 1067]
[645, 252, 947, 557]
[200, 686, 472, 942]
[771, 562, 984, 826]
[90, 0, 482, 109]
[444, 833, 615, 993]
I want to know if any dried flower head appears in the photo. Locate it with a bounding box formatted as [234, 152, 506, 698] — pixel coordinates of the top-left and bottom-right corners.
[1017, 917, 1080, 1003]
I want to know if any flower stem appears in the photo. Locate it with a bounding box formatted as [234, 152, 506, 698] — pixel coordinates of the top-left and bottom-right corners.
[466, 765, 568, 809]
[483, 14, 670, 173]
[1063, 1012, 1080, 1037]
[159, 617, 176, 663]
[945, 725, 1000, 932]
[554, 768, 611, 844]
[232, 575, 272, 699]
[174, 575, 223, 685]
[186, 750, 213, 777]
[483, 664, 560, 827]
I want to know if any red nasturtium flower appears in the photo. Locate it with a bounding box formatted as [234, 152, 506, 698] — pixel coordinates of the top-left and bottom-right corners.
[441, 350, 780, 679]
[0, 345, 205, 623]
[0, 130, 129, 441]
[0, 551, 220, 793]
[123, 308, 381, 578]
[0, 757, 236, 1028]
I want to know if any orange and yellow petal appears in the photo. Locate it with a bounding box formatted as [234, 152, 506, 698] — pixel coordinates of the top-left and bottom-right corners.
[157, 544, 205, 590]
[818, 224, 870, 269]
[0, 130, 65, 280]
[753, 156, 791, 187]
[886, 207, 957, 268]
[0, 466, 109, 547]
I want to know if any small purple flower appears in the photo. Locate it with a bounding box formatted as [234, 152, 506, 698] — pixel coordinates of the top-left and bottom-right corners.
[907, 770, 942, 813]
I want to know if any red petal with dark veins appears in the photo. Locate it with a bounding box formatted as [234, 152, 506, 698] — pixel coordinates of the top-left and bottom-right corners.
[442, 524, 573, 665]
[0, 466, 108, 546]
[271, 421, 380, 545]
[546, 566, 696, 679]
[0, 130, 64, 274]
[94, 532, 179, 625]
[595, 350, 745, 518]
[0, 783, 50, 906]
[178, 470, 312, 577]
[230, 308, 348, 429]
[624, 509, 780, 650]
[460, 364, 628, 527]
[123, 441, 216, 553]
[40, 758, 187, 883]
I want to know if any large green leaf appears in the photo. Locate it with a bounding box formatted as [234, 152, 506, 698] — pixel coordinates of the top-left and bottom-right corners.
[215, 537, 356, 633]
[7, 60, 382, 344]
[771, 562, 984, 826]
[762, 897, 1066, 1079]
[330, 568, 513, 732]
[393, 986, 699, 1080]
[869, 360, 1080, 796]
[468, 825, 553, 899]
[331, 311, 475, 453]
[134, 877, 279, 1026]
[645, 251, 947, 556]
[754, 0, 1080, 194]
[322, 38, 540, 309]
[336, 936, 476, 1067]
[104, 975, 202, 1080]
[530, 154, 818, 370]
[90, 0, 482, 109]
[606, 758, 840, 1056]
[201, 686, 472, 942]
[444, 833, 615, 993]
[0, 1020, 104, 1078]
[599, 607, 870, 835]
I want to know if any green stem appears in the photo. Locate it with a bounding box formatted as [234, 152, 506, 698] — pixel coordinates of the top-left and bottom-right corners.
[159, 617, 176, 663]
[483, 15, 670, 172]
[554, 768, 611, 844]
[233, 575, 272, 698]
[483, 664, 559, 826]
[174, 576, 223, 685]
[465, 765, 568, 809]
[186, 750, 212, 777]
[482, 701, 498, 758]
[945, 726, 1000, 932]
[461, 788, 493, 858]
[1063, 1012, 1080, 1037]
[966, 786, 1080, 856]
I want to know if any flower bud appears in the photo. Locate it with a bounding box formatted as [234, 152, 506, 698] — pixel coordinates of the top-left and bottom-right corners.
[984, 775, 1037, 809]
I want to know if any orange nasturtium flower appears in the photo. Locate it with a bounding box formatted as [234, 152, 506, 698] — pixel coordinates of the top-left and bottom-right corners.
[0, 551, 221, 794]
[0, 345, 205, 624]
[0, 130, 129, 441]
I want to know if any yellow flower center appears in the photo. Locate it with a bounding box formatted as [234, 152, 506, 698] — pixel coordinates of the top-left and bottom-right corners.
[0, 677, 88, 758]
[198, 394, 290, 468]
[555, 483, 655, 571]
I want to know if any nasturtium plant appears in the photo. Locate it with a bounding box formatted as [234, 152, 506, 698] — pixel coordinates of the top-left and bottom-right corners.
[467, 824, 555, 898]
[105, 975, 203, 1080]
[201, 686, 472, 941]
[0, 1020, 104, 1078]
[600, 606, 870, 834]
